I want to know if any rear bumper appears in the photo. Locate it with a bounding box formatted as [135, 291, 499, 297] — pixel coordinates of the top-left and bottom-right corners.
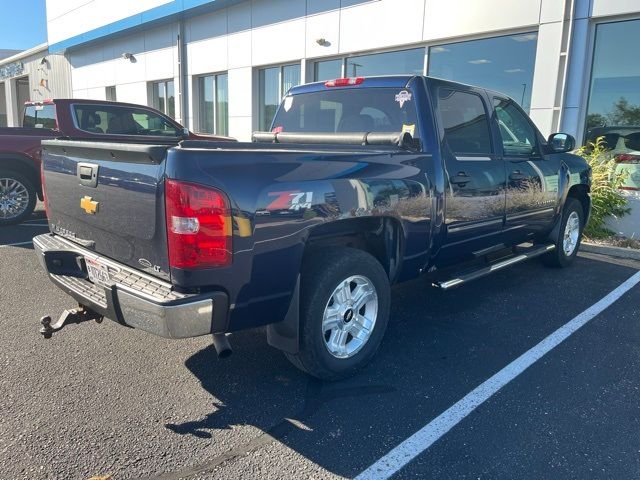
[33, 233, 228, 339]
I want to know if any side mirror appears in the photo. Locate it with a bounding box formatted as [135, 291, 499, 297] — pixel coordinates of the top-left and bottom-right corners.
[182, 127, 190, 139]
[547, 133, 575, 153]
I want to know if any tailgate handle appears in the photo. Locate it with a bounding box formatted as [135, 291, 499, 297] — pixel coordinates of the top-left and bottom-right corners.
[77, 163, 98, 188]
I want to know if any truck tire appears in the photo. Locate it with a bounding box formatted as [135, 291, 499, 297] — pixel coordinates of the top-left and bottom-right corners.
[285, 247, 391, 380]
[0, 171, 37, 226]
[541, 198, 584, 268]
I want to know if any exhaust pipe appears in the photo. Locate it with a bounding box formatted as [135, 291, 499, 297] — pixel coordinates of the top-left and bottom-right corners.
[212, 333, 233, 359]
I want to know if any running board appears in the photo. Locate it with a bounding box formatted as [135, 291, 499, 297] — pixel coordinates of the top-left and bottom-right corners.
[434, 244, 555, 290]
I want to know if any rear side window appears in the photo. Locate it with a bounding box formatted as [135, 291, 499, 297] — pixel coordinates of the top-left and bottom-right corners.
[73, 104, 181, 137]
[438, 89, 492, 155]
[23, 104, 56, 129]
[271, 88, 420, 138]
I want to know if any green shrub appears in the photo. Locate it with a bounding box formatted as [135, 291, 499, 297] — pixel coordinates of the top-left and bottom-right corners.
[576, 136, 630, 238]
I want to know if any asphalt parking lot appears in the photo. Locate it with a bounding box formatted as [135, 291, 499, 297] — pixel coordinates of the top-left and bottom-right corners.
[1, 206, 639, 480]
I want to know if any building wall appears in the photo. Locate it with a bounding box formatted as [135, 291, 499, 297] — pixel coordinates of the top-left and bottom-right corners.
[0, 46, 72, 126]
[70, 23, 180, 118]
[59, 0, 570, 140]
[51, 0, 640, 142]
[47, 0, 173, 45]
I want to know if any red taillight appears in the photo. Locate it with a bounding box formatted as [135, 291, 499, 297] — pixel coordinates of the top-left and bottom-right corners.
[40, 162, 49, 218]
[615, 153, 640, 164]
[165, 179, 232, 269]
[324, 77, 364, 87]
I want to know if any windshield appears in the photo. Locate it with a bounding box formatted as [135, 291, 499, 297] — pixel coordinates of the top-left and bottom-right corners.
[271, 88, 420, 138]
[23, 104, 57, 129]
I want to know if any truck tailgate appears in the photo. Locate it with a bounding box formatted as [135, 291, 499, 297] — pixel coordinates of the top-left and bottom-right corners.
[42, 140, 172, 280]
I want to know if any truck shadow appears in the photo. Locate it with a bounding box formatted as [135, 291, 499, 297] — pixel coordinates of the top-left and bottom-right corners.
[163, 254, 639, 477]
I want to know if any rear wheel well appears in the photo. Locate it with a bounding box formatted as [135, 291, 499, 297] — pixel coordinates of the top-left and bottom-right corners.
[304, 217, 403, 283]
[567, 184, 590, 221]
[0, 157, 41, 200]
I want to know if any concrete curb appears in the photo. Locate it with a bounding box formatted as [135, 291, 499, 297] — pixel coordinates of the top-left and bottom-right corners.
[581, 242, 640, 261]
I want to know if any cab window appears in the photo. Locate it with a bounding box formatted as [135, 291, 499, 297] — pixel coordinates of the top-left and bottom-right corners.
[272, 88, 420, 138]
[73, 104, 181, 137]
[493, 98, 538, 156]
[23, 104, 57, 129]
[438, 89, 492, 155]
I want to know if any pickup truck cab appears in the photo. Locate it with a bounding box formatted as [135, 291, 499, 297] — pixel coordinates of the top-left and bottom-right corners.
[34, 76, 591, 380]
[0, 99, 232, 225]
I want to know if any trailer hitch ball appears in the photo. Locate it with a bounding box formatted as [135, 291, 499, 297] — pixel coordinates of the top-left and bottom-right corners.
[39, 306, 103, 339]
[40, 316, 54, 339]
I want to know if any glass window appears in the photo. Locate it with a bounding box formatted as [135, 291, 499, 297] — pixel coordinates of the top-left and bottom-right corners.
[272, 88, 419, 136]
[198, 75, 214, 134]
[259, 64, 301, 131]
[428, 33, 538, 112]
[23, 104, 57, 129]
[494, 98, 537, 155]
[585, 19, 640, 153]
[105, 86, 117, 102]
[215, 73, 228, 136]
[346, 48, 424, 77]
[282, 64, 301, 96]
[166, 80, 175, 118]
[73, 104, 180, 137]
[150, 79, 175, 118]
[314, 59, 343, 82]
[197, 73, 228, 136]
[438, 88, 492, 155]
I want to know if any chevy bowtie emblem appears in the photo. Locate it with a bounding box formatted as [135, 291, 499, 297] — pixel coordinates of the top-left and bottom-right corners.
[80, 196, 99, 214]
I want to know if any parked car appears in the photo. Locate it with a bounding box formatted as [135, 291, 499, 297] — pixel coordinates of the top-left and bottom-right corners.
[585, 126, 640, 191]
[0, 99, 233, 225]
[34, 76, 591, 379]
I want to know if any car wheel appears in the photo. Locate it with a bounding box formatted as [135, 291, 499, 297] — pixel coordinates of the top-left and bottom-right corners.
[541, 197, 584, 268]
[0, 171, 37, 226]
[284, 247, 391, 380]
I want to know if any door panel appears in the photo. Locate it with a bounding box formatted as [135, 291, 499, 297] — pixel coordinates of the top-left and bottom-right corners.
[437, 88, 506, 253]
[493, 98, 558, 237]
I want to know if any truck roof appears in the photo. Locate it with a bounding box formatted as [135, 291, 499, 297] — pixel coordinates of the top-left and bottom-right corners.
[23, 98, 163, 110]
[287, 75, 513, 102]
[289, 75, 418, 95]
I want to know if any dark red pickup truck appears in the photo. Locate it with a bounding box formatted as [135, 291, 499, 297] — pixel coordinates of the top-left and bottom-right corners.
[0, 99, 232, 225]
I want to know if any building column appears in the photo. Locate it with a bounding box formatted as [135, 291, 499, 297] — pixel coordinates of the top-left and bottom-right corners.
[0, 82, 7, 127]
[5, 78, 19, 127]
[559, 0, 592, 143]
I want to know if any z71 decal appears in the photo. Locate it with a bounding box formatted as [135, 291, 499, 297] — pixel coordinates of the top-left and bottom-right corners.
[267, 191, 314, 211]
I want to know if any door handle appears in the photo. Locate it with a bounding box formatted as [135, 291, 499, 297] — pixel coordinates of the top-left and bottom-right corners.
[77, 162, 99, 188]
[450, 172, 470, 185]
[509, 172, 526, 181]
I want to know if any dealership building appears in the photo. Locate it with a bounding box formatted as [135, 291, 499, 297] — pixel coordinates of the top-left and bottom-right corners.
[0, 43, 72, 127]
[41, 0, 640, 145]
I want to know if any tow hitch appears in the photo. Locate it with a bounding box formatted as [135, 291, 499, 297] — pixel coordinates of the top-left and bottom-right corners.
[40, 305, 104, 339]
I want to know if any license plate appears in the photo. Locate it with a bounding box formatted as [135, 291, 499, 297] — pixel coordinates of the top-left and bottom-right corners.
[86, 258, 111, 287]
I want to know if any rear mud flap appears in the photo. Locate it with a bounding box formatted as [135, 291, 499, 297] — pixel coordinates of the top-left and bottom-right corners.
[266, 275, 300, 354]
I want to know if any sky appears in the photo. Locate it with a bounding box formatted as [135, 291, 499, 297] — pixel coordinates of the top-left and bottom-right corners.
[0, 0, 47, 51]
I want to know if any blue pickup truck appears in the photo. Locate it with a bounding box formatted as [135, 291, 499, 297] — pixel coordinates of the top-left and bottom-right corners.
[34, 75, 591, 379]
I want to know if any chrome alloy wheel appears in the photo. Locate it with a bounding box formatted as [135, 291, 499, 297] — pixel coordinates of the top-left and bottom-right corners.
[0, 177, 30, 220]
[563, 211, 580, 256]
[322, 275, 378, 359]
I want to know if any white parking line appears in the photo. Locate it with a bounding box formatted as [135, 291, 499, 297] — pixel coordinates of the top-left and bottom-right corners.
[356, 270, 640, 480]
[0, 241, 33, 248]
